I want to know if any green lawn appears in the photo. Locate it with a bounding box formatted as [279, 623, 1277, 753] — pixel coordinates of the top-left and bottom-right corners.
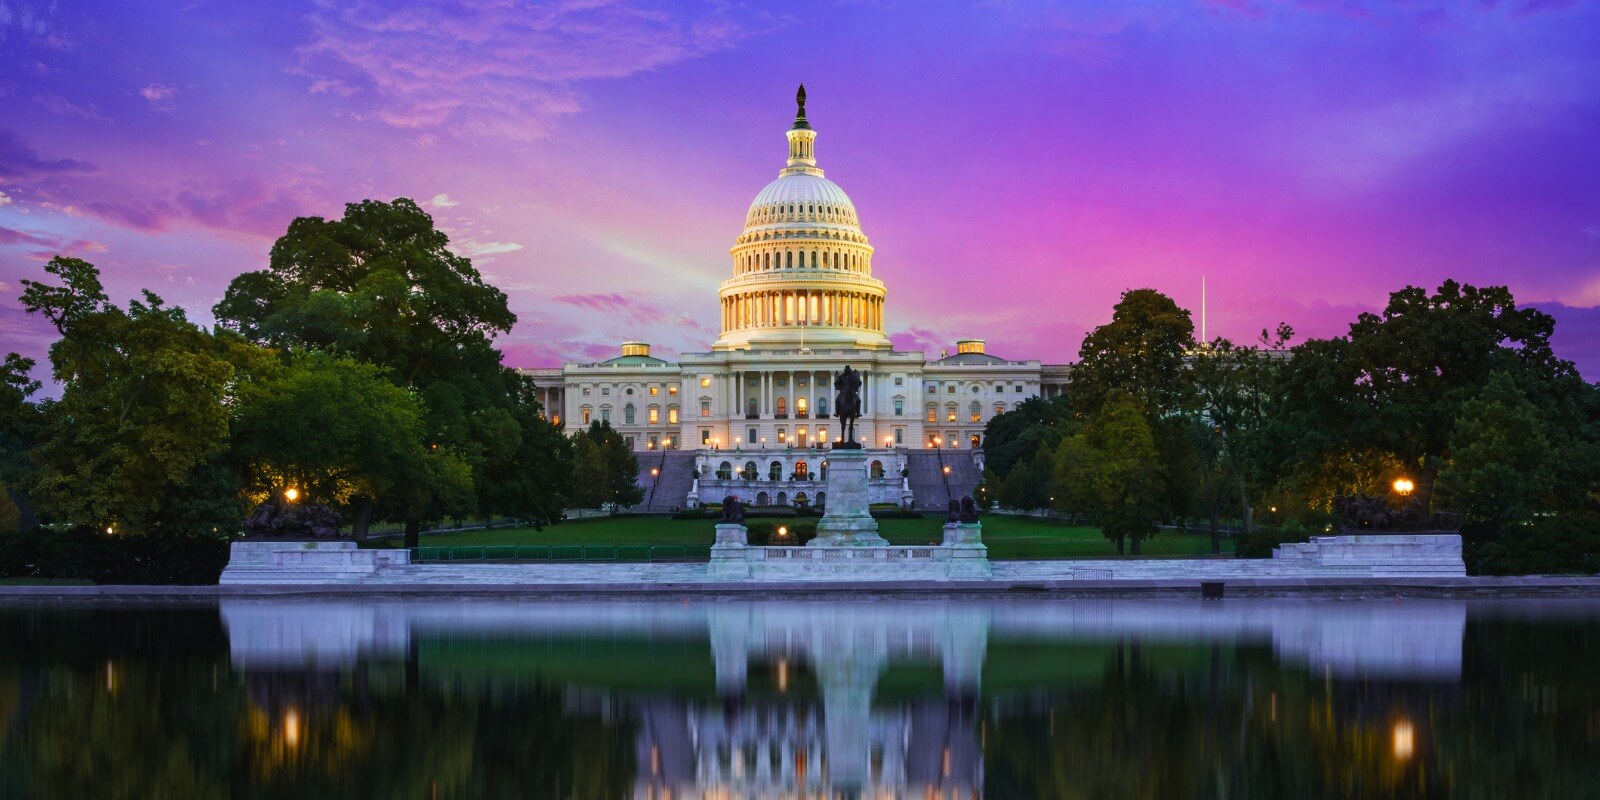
[367, 514, 1229, 560]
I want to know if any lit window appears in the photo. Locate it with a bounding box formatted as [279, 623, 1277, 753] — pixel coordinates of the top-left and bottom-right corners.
[669, 406, 679, 424]
[649, 386, 659, 396]
[947, 410, 957, 422]
[700, 401, 710, 418]
[927, 405, 936, 423]
[648, 406, 659, 424]
[669, 386, 679, 396]
[700, 377, 711, 388]
[581, 408, 592, 424]
[701, 429, 711, 444]
[970, 401, 982, 423]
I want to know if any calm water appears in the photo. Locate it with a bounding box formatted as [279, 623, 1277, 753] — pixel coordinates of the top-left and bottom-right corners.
[1, 597, 1598, 799]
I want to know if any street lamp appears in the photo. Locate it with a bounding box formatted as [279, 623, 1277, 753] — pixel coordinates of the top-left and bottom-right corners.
[943, 465, 951, 475]
[651, 467, 660, 477]
[1393, 478, 1415, 496]
[284, 487, 300, 503]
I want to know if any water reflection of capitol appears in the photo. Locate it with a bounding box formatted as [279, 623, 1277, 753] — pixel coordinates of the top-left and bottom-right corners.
[222, 599, 1466, 799]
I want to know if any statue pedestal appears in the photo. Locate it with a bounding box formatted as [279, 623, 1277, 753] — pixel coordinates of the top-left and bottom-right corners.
[811, 448, 888, 546]
[709, 524, 752, 578]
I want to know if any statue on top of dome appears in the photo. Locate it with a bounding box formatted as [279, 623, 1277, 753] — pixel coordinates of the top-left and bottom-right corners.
[793, 83, 811, 130]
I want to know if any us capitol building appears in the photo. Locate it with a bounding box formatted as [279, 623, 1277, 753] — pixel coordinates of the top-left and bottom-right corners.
[523, 87, 1070, 511]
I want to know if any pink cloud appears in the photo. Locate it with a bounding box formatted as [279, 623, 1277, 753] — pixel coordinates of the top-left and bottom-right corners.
[293, 0, 773, 141]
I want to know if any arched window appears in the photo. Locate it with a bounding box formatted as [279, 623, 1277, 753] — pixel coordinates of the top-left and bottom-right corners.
[743, 461, 758, 480]
[794, 460, 809, 479]
[946, 403, 958, 422]
[648, 404, 660, 424]
[970, 401, 982, 422]
[624, 404, 635, 424]
[994, 402, 1006, 417]
[786, 251, 793, 268]
[798, 250, 805, 268]
[816, 491, 826, 507]
[817, 396, 829, 417]
[581, 406, 593, 425]
[769, 461, 783, 481]
[870, 460, 885, 479]
[794, 491, 808, 508]
[796, 397, 808, 418]
[776, 397, 787, 417]
[747, 397, 759, 417]
[776, 491, 788, 506]
[971, 434, 981, 448]
[757, 491, 770, 506]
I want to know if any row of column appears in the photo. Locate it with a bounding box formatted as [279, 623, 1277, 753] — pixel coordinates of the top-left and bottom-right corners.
[721, 289, 883, 333]
[729, 369, 884, 418]
[736, 248, 866, 274]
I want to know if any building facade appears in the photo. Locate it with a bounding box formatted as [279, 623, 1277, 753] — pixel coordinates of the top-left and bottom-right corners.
[521, 87, 1070, 508]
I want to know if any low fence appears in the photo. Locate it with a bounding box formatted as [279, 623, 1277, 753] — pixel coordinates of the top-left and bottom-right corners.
[411, 544, 712, 563]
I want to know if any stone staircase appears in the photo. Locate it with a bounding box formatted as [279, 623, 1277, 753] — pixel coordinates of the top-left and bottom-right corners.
[905, 451, 982, 512]
[635, 451, 698, 512]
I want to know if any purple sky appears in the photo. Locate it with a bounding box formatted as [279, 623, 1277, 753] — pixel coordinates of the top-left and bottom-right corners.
[2, 1, 1598, 380]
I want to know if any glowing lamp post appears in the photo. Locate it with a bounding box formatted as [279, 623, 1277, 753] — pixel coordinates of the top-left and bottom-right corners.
[1393, 478, 1415, 496]
[283, 487, 300, 503]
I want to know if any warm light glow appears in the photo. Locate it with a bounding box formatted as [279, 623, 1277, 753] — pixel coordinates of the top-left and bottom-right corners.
[1392, 720, 1415, 760]
[777, 658, 789, 693]
[651, 468, 659, 476]
[943, 465, 951, 474]
[283, 487, 300, 503]
[284, 709, 302, 749]
[105, 526, 114, 536]
[778, 526, 788, 538]
[1393, 478, 1415, 495]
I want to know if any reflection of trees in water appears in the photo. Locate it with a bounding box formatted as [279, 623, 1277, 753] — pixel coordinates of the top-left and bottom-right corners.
[0, 606, 636, 799]
[985, 630, 1600, 800]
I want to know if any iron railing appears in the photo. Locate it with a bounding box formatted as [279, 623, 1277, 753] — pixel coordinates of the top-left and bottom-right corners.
[411, 544, 712, 563]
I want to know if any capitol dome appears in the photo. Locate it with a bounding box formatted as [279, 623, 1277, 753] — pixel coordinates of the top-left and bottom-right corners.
[713, 86, 891, 352]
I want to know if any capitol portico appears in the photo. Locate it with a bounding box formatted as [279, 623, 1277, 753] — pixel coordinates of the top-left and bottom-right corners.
[522, 87, 1070, 510]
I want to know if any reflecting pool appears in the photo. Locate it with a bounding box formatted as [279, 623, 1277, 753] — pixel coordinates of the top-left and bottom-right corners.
[2, 596, 1598, 798]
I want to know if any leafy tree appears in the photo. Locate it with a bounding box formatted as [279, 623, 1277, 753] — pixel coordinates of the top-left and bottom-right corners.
[980, 396, 1076, 481]
[229, 351, 436, 534]
[1187, 325, 1294, 533]
[1437, 372, 1556, 527]
[998, 449, 1055, 513]
[568, 435, 610, 510]
[0, 353, 43, 529]
[1278, 281, 1575, 511]
[1054, 390, 1164, 554]
[213, 198, 556, 546]
[20, 257, 235, 535]
[0, 482, 19, 534]
[473, 371, 572, 529]
[1068, 288, 1196, 418]
[574, 421, 642, 512]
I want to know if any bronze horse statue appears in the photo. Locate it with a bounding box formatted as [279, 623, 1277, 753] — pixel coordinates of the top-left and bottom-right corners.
[833, 365, 863, 448]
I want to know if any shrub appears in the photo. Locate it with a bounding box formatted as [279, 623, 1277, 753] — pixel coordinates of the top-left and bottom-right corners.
[1234, 526, 1315, 559]
[1466, 514, 1600, 576]
[0, 527, 231, 584]
[746, 521, 816, 546]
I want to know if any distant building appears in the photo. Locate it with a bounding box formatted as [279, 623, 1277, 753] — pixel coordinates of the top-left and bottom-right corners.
[522, 88, 1070, 510]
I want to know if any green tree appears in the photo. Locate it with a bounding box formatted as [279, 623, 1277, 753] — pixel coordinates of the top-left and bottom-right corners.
[0, 353, 43, 529]
[1436, 371, 1556, 527]
[473, 371, 572, 529]
[980, 396, 1076, 481]
[998, 448, 1055, 513]
[20, 257, 235, 535]
[229, 351, 437, 531]
[577, 421, 642, 512]
[1276, 281, 1578, 512]
[213, 198, 555, 546]
[1068, 288, 1196, 418]
[568, 435, 610, 511]
[1187, 325, 1294, 534]
[1054, 390, 1164, 554]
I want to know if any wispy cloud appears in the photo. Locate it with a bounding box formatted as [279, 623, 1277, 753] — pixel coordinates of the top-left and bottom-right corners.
[293, 0, 774, 140]
[454, 238, 523, 258]
[139, 83, 178, 104]
[423, 192, 459, 208]
[0, 130, 98, 178]
[35, 94, 108, 121]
